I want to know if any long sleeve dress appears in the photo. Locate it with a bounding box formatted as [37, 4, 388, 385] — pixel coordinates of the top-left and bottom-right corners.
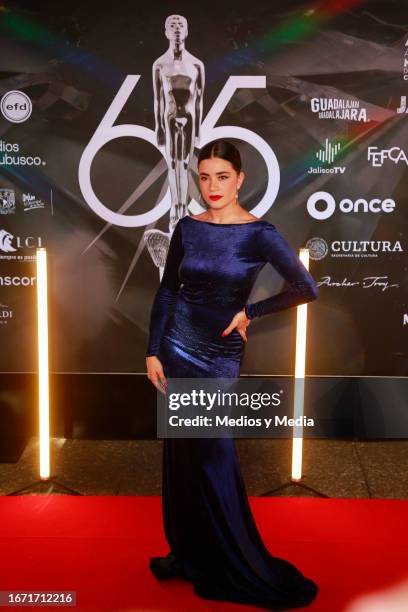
[146, 215, 319, 610]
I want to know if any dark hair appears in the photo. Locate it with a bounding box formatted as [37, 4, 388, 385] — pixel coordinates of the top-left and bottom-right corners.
[197, 140, 242, 174]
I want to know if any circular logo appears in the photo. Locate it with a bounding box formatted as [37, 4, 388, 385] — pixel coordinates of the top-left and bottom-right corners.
[306, 237, 328, 260]
[307, 191, 336, 220]
[1, 90, 32, 123]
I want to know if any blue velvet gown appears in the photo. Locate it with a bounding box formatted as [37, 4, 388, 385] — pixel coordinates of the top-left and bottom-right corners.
[146, 215, 319, 610]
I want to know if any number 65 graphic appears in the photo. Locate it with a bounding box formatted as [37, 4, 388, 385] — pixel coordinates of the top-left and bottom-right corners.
[79, 75, 280, 228]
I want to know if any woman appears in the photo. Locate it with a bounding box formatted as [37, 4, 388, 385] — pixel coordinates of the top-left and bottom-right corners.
[145, 140, 319, 610]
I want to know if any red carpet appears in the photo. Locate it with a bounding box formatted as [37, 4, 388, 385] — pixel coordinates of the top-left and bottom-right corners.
[0, 496, 407, 611]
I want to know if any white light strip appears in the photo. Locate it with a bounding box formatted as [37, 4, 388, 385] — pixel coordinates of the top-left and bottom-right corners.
[291, 248, 310, 482]
[36, 248, 50, 480]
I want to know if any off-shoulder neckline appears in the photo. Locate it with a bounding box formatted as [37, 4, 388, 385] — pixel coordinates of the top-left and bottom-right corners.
[185, 216, 264, 226]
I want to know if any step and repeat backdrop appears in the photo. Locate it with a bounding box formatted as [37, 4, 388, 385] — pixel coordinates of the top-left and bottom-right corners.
[0, 0, 407, 376]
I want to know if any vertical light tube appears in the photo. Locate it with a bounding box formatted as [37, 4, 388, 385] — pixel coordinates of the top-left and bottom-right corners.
[36, 248, 50, 480]
[291, 248, 310, 482]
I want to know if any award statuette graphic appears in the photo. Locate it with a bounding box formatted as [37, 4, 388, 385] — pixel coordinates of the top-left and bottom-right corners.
[144, 14, 204, 279]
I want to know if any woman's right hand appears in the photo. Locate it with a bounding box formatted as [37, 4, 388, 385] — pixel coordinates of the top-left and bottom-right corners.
[146, 355, 168, 395]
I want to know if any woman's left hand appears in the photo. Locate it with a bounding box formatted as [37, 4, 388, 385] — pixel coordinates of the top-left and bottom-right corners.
[221, 308, 252, 342]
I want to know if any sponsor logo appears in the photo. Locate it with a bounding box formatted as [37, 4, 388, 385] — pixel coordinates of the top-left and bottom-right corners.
[0, 229, 42, 261]
[0, 304, 13, 324]
[317, 276, 399, 291]
[316, 139, 341, 163]
[310, 98, 368, 122]
[368, 146, 408, 167]
[22, 193, 45, 211]
[307, 191, 395, 220]
[308, 138, 345, 174]
[0, 189, 16, 215]
[0, 140, 46, 167]
[306, 237, 328, 260]
[0, 90, 32, 123]
[0, 230, 16, 253]
[397, 96, 408, 113]
[0, 276, 36, 287]
[306, 237, 403, 260]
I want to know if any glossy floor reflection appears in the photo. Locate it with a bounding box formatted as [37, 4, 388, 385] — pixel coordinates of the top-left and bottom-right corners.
[0, 438, 407, 498]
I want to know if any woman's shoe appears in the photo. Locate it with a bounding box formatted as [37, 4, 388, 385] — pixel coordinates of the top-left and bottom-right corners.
[149, 553, 184, 580]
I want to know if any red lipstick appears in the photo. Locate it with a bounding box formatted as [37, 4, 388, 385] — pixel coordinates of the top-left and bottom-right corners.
[209, 195, 222, 201]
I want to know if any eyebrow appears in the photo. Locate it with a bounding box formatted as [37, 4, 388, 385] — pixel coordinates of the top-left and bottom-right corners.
[199, 171, 231, 176]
